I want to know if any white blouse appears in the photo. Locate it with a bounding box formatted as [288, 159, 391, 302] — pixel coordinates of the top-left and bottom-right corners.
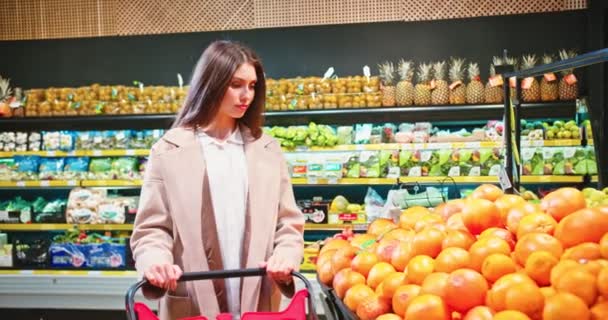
[197, 127, 248, 317]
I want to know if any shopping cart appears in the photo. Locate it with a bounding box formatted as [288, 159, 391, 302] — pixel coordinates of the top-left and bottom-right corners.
[315, 273, 357, 320]
[125, 268, 319, 320]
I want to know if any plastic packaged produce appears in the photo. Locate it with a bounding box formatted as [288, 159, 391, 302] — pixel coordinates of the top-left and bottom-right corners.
[62, 157, 90, 180]
[75, 132, 94, 150]
[112, 130, 131, 149]
[336, 126, 354, 145]
[87, 158, 113, 180]
[0, 158, 15, 181]
[342, 153, 361, 178]
[38, 158, 65, 180]
[66, 188, 106, 224]
[43, 131, 74, 151]
[13, 156, 40, 180]
[28, 132, 42, 151]
[379, 149, 400, 178]
[111, 157, 139, 180]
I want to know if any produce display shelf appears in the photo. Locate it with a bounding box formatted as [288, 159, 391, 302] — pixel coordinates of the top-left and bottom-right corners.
[0, 102, 575, 131]
[0, 149, 150, 158]
[290, 177, 397, 185]
[0, 223, 134, 231]
[80, 180, 143, 187]
[398, 175, 585, 184]
[0, 223, 361, 232]
[0, 180, 143, 188]
[0, 139, 583, 159]
[0, 269, 137, 276]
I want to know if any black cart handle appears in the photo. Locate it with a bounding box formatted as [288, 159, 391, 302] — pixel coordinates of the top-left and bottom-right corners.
[125, 268, 318, 320]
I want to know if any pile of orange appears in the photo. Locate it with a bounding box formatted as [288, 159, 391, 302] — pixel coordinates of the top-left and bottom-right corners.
[316, 185, 608, 320]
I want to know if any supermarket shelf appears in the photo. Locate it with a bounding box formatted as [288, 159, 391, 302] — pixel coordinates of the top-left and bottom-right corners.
[305, 223, 368, 231]
[520, 139, 582, 147]
[0, 270, 324, 312]
[264, 102, 576, 126]
[0, 149, 150, 158]
[81, 180, 142, 187]
[0, 180, 79, 188]
[0, 223, 133, 231]
[399, 175, 585, 184]
[291, 177, 397, 185]
[0, 102, 575, 131]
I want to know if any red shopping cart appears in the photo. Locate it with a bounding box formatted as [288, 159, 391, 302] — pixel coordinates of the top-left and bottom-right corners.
[125, 268, 318, 320]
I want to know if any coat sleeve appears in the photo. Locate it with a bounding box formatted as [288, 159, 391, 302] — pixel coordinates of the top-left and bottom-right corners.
[130, 145, 174, 299]
[272, 145, 306, 296]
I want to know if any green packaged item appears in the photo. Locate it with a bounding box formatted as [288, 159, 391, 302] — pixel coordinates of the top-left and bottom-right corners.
[0, 158, 15, 181]
[342, 153, 360, 178]
[336, 126, 354, 145]
[522, 148, 544, 176]
[379, 150, 400, 178]
[360, 151, 380, 178]
[88, 157, 113, 180]
[112, 157, 138, 180]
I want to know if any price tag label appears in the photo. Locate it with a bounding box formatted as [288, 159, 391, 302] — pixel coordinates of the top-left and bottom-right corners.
[46, 151, 56, 156]
[327, 177, 339, 185]
[92, 150, 102, 156]
[125, 149, 136, 156]
[565, 74, 577, 85]
[408, 167, 422, 177]
[40, 181, 50, 187]
[449, 80, 463, 90]
[489, 75, 504, 87]
[498, 167, 513, 190]
[307, 177, 318, 185]
[16, 181, 26, 187]
[521, 77, 534, 90]
[464, 142, 481, 149]
[544, 73, 557, 82]
[67, 180, 77, 186]
[448, 166, 461, 177]
[401, 144, 413, 150]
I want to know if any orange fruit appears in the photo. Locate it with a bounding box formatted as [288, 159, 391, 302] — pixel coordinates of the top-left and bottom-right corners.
[316, 249, 337, 268]
[421, 272, 449, 298]
[540, 286, 556, 299]
[435, 199, 466, 221]
[461, 198, 502, 235]
[600, 233, 608, 259]
[376, 314, 403, 320]
[479, 227, 516, 250]
[350, 234, 377, 250]
[435, 247, 471, 273]
[405, 294, 451, 320]
[317, 260, 335, 285]
[492, 310, 531, 320]
[367, 262, 397, 290]
[375, 239, 401, 263]
[542, 292, 590, 320]
[562, 242, 602, 261]
[356, 295, 392, 320]
[555, 208, 608, 248]
[444, 268, 489, 313]
[331, 245, 358, 274]
[598, 267, 608, 300]
[516, 212, 557, 239]
[382, 228, 415, 242]
[540, 187, 586, 222]
[591, 301, 608, 320]
[377, 272, 406, 300]
[486, 273, 535, 311]
[481, 253, 517, 283]
[580, 259, 604, 276]
[505, 202, 541, 234]
[351, 251, 379, 278]
[333, 268, 366, 299]
[470, 184, 504, 202]
[513, 233, 563, 266]
[391, 241, 414, 272]
[413, 214, 445, 233]
[399, 206, 432, 230]
[411, 227, 445, 258]
[367, 218, 398, 237]
[392, 284, 421, 317]
[554, 268, 598, 306]
[320, 238, 350, 255]
[442, 229, 476, 250]
[407, 255, 435, 285]
[463, 306, 494, 320]
[504, 282, 544, 319]
[446, 213, 468, 231]
[495, 194, 527, 225]
[524, 250, 558, 286]
[344, 284, 375, 312]
[469, 237, 512, 272]
[549, 259, 580, 286]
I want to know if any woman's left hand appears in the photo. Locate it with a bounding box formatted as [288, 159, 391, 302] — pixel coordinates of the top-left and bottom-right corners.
[259, 255, 295, 285]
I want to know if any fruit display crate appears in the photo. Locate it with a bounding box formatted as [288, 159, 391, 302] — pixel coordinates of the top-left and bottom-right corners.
[0, 223, 366, 232]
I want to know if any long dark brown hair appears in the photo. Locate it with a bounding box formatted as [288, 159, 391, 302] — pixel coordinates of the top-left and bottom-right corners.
[172, 40, 265, 139]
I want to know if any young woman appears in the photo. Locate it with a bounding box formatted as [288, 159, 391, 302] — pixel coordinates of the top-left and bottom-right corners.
[130, 40, 305, 320]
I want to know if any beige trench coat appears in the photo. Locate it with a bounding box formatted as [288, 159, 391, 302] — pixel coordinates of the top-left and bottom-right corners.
[130, 125, 305, 320]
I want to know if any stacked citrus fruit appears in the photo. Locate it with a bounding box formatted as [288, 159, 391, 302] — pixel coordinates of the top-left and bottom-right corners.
[316, 185, 608, 320]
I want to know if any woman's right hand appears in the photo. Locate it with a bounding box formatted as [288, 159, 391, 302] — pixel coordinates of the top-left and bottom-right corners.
[144, 264, 183, 291]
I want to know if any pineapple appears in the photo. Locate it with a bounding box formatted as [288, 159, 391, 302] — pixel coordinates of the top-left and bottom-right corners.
[448, 58, 466, 105]
[558, 49, 579, 101]
[395, 59, 415, 106]
[466, 62, 484, 104]
[431, 61, 449, 105]
[378, 62, 396, 107]
[414, 63, 432, 106]
[540, 54, 559, 102]
[485, 56, 504, 104]
[521, 54, 541, 102]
